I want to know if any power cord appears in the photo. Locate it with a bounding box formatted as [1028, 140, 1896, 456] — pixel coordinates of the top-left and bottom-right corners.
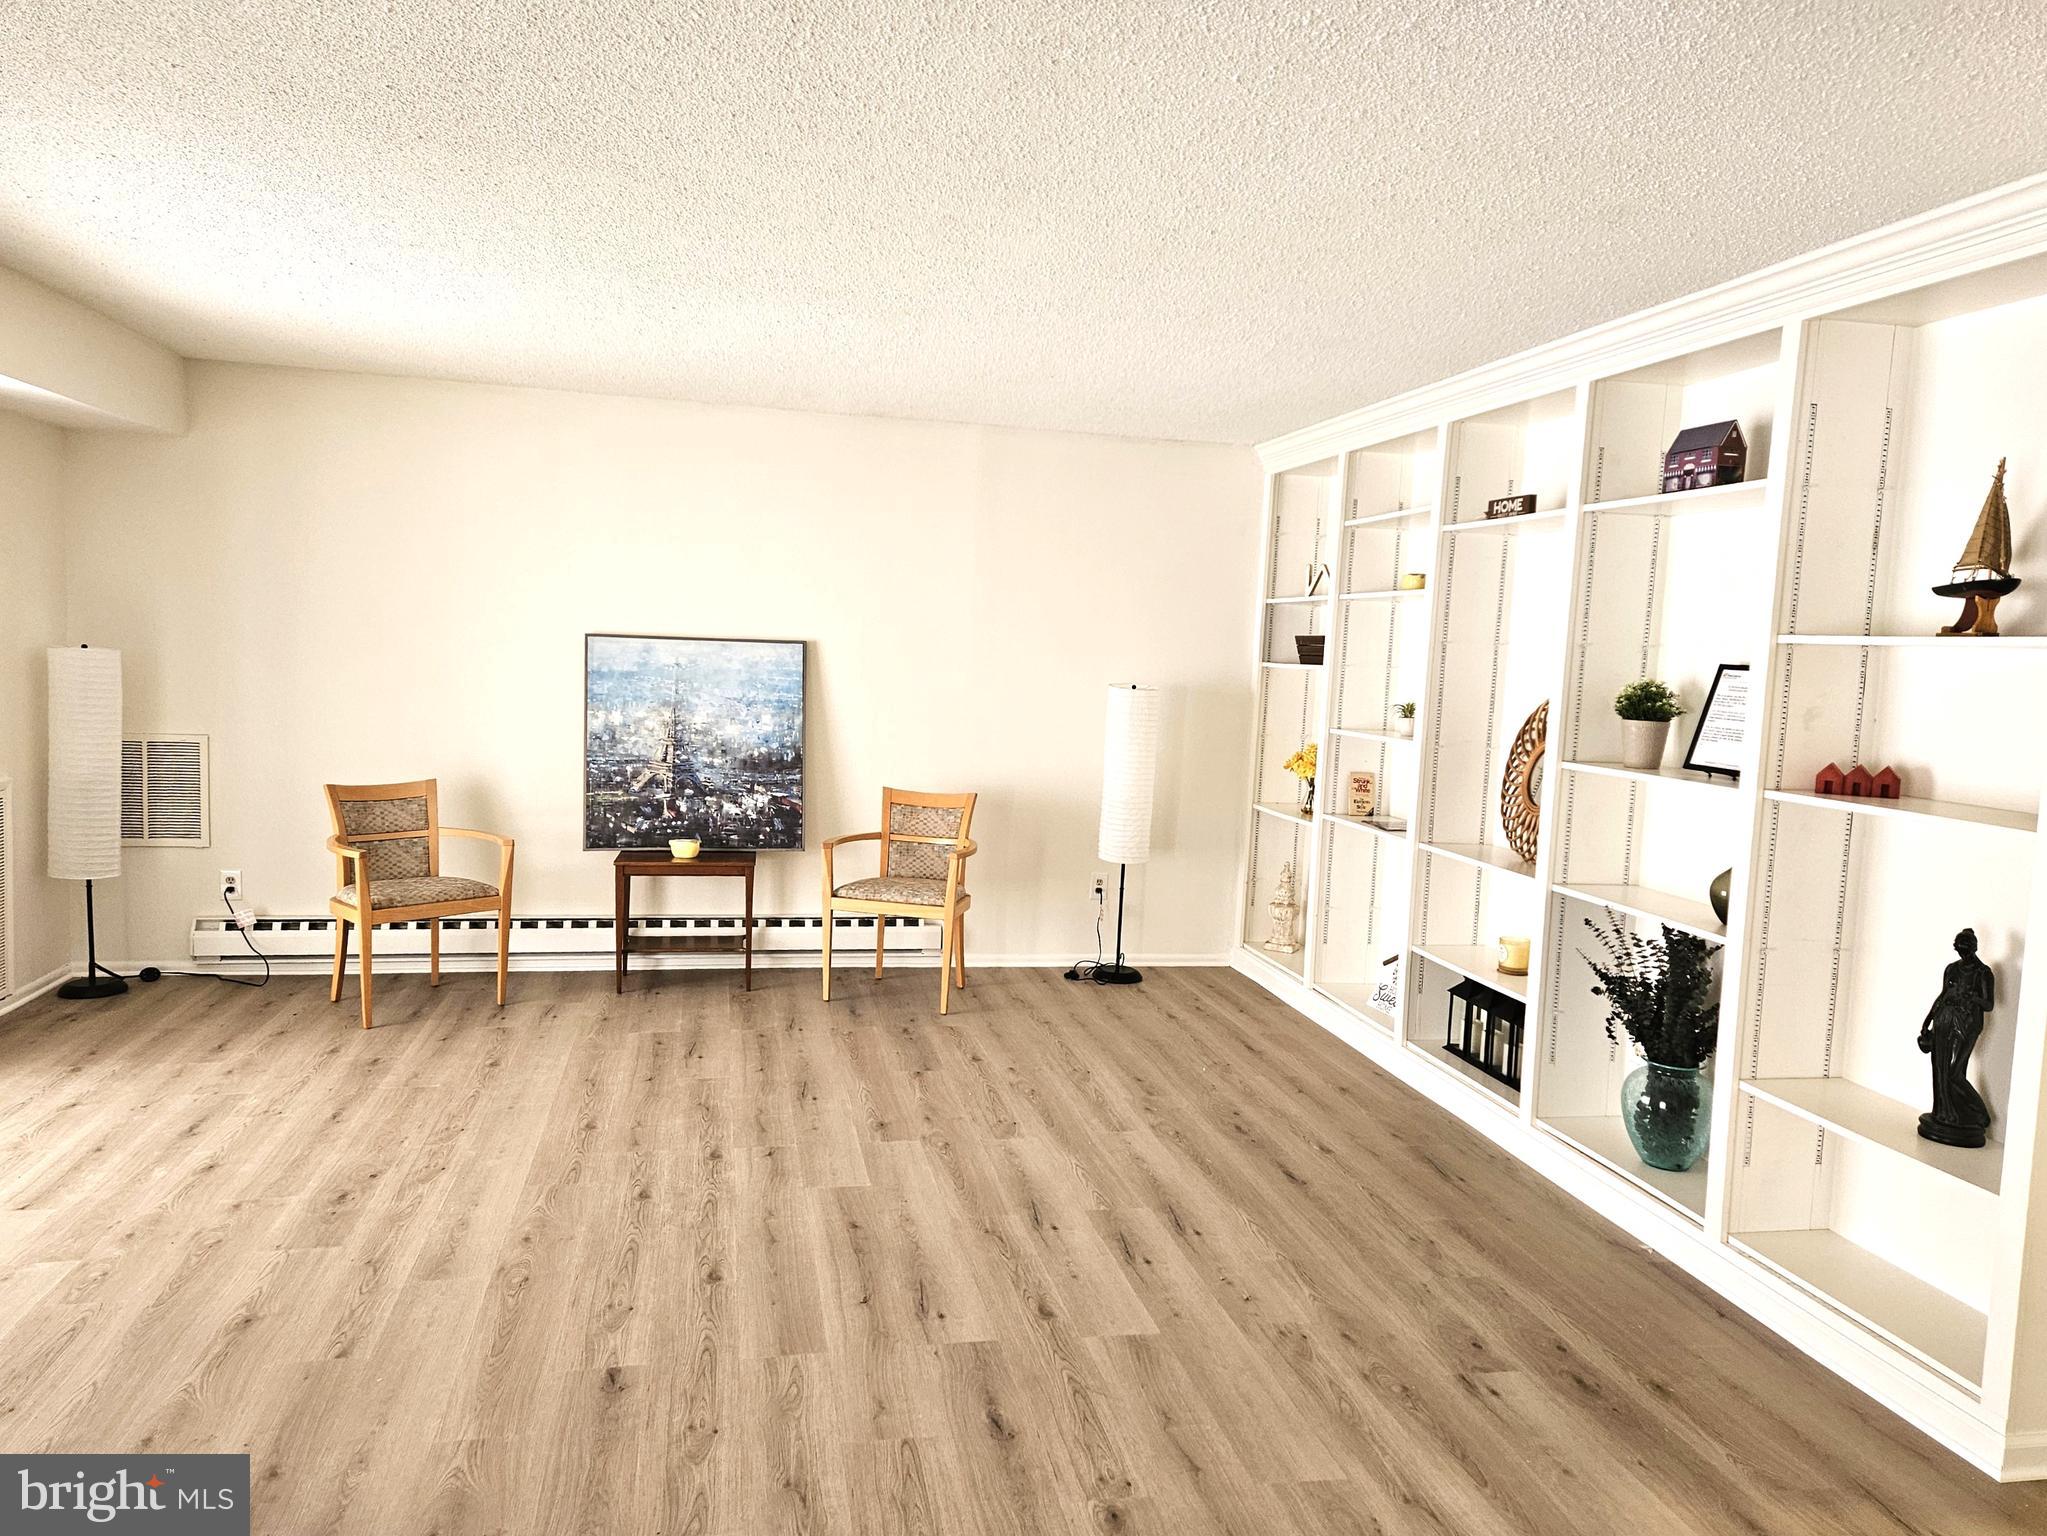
[133, 890, 273, 989]
[1063, 881, 1109, 983]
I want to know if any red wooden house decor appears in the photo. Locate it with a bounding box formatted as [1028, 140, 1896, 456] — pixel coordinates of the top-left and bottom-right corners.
[1662, 420, 1748, 494]
[1815, 762, 1903, 799]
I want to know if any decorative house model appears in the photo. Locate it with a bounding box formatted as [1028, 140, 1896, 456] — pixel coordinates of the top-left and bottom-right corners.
[1814, 761, 1902, 800]
[1443, 976, 1526, 1090]
[1661, 419, 1747, 494]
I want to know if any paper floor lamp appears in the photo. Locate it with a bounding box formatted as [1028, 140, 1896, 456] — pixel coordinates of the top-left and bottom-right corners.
[48, 645, 127, 1000]
[1090, 683, 1159, 985]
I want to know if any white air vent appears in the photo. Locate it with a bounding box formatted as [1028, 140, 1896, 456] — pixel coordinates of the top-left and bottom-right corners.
[0, 778, 13, 1000]
[121, 735, 210, 847]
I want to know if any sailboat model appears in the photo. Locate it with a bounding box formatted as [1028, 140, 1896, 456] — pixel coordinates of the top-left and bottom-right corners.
[1934, 457, 2020, 637]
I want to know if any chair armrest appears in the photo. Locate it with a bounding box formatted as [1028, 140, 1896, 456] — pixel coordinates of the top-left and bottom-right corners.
[326, 836, 365, 862]
[950, 838, 978, 861]
[822, 830, 882, 894]
[443, 827, 515, 891]
[443, 826, 515, 849]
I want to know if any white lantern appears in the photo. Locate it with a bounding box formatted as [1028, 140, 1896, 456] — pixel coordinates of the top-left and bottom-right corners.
[1097, 685, 1160, 866]
[48, 646, 128, 1000]
[47, 647, 123, 881]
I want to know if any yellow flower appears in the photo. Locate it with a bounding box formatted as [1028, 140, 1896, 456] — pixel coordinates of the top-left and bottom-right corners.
[1282, 743, 1317, 780]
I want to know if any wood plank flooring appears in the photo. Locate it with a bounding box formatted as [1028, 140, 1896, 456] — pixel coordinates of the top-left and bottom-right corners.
[0, 965, 2038, 1534]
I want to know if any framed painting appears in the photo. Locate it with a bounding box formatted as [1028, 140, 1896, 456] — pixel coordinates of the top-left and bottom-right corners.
[583, 634, 806, 850]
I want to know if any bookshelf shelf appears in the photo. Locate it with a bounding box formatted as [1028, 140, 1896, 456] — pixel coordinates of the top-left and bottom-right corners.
[1251, 800, 1311, 825]
[1313, 979, 1397, 1033]
[1421, 841, 1538, 882]
[1762, 788, 2035, 835]
[1583, 478, 1769, 517]
[1412, 942, 1529, 1003]
[1562, 760, 1737, 793]
[1540, 1114, 1709, 1220]
[1344, 505, 1432, 529]
[1442, 507, 1568, 537]
[1324, 813, 1407, 845]
[1731, 1228, 1987, 1387]
[1741, 1078, 2002, 1196]
[1776, 632, 2047, 649]
[1551, 881, 1725, 943]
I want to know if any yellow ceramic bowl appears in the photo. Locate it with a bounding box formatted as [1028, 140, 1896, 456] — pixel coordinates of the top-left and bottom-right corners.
[668, 838, 701, 860]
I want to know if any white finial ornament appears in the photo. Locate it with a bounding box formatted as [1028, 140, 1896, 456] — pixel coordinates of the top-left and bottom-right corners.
[1263, 862, 1302, 954]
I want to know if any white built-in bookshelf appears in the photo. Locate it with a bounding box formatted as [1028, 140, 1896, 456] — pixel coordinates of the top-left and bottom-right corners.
[1234, 180, 2047, 1481]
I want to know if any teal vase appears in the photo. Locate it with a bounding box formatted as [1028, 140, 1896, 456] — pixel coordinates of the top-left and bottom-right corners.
[1622, 1061, 1712, 1172]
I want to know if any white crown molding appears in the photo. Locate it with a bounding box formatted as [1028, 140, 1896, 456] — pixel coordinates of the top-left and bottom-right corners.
[1257, 173, 2047, 473]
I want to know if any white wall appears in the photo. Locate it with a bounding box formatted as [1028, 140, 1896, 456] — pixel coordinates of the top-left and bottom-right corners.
[61, 363, 1258, 965]
[0, 409, 79, 993]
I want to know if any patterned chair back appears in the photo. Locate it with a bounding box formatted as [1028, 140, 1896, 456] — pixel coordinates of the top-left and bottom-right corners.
[324, 779, 441, 884]
[881, 788, 976, 883]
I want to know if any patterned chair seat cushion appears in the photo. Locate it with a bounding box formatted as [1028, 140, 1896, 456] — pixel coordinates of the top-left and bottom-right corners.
[833, 876, 954, 906]
[336, 875, 500, 911]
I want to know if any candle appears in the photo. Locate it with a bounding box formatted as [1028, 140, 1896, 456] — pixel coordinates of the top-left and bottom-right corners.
[1497, 935, 1531, 976]
[1398, 571, 1427, 590]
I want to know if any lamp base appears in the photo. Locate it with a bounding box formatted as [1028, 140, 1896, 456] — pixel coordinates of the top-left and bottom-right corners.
[57, 972, 129, 1001]
[1062, 959, 1144, 986]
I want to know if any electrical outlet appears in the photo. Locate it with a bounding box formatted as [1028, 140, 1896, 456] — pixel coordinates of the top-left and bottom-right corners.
[1092, 877, 1105, 903]
[220, 868, 241, 903]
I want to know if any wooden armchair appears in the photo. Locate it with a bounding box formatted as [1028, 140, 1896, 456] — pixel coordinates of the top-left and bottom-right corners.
[324, 779, 515, 1029]
[822, 788, 976, 1014]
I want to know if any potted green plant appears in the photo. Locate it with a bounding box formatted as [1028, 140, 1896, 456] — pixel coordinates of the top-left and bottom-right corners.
[1614, 679, 1684, 770]
[1580, 913, 1719, 1171]
[1393, 701, 1416, 739]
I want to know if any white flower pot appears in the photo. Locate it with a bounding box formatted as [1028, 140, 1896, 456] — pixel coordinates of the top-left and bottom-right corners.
[1394, 718, 1414, 738]
[1620, 718, 1671, 770]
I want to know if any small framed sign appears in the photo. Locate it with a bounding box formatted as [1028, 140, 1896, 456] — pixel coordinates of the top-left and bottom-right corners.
[1486, 493, 1536, 520]
[1346, 770, 1378, 819]
[1683, 663, 1750, 781]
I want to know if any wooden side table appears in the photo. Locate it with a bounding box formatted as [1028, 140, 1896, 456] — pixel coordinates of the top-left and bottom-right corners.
[613, 848, 756, 992]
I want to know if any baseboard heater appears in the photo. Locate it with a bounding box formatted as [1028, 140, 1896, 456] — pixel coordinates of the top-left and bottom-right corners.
[190, 912, 938, 962]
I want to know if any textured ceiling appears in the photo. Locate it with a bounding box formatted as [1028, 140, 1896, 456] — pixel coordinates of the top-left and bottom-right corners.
[4, 2, 2046, 444]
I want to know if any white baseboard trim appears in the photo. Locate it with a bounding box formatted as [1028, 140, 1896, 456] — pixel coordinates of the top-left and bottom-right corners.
[1230, 949, 2022, 1483]
[0, 964, 74, 1020]
[2000, 1431, 2047, 1482]
[100, 951, 1235, 981]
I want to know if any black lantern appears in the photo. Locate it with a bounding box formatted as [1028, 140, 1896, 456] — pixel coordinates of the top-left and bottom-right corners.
[1444, 977, 1525, 1089]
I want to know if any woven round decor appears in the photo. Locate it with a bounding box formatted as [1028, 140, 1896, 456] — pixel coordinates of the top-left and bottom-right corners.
[1500, 701, 1547, 864]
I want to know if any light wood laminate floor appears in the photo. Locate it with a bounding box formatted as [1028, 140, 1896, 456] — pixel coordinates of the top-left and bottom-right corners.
[0, 965, 2039, 1534]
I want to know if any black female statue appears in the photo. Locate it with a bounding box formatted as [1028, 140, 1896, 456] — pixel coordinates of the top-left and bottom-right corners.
[1917, 928, 1994, 1149]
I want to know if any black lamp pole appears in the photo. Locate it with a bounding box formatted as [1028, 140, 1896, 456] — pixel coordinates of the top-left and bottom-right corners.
[57, 878, 128, 1000]
[1097, 863, 1141, 985]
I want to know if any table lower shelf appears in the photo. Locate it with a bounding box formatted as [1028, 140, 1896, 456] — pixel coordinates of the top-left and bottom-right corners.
[625, 933, 748, 955]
